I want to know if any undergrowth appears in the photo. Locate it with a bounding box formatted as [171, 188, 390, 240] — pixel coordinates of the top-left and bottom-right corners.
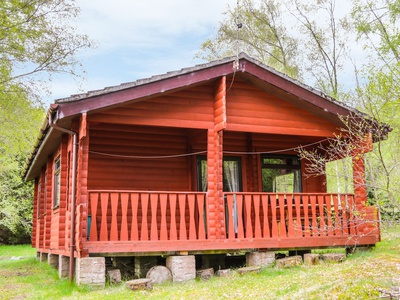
[0, 224, 398, 299]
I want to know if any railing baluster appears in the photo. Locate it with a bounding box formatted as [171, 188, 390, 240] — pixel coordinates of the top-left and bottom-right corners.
[110, 193, 119, 241]
[333, 194, 341, 236]
[261, 195, 270, 238]
[236, 194, 244, 238]
[178, 194, 187, 240]
[197, 194, 206, 240]
[302, 195, 310, 237]
[140, 193, 149, 241]
[278, 194, 286, 237]
[310, 195, 318, 236]
[253, 194, 261, 238]
[294, 194, 302, 237]
[169, 194, 178, 240]
[348, 195, 356, 235]
[150, 194, 159, 240]
[317, 194, 326, 236]
[245, 195, 253, 239]
[120, 193, 129, 241]
[130, 193, 139, 241]
[89, 192, 99, 241]
[287, 194, 295, 237]
[325, 195, 333, 236]
[188, 194, 196, 240]
[159, 194, 168, 240]
[226, 194, 234, 239]
[270, 195, 278, 238]
[100, 193, 109, 241]
[341, 195, 349, 235]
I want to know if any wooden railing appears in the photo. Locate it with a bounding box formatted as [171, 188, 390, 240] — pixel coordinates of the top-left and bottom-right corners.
[224, 193, 358, 239]
[88, 191, 207, 242]
[87, 191, 372, 245]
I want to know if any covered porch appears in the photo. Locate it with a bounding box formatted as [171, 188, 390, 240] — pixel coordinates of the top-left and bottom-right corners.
[84, 190, 379, 255]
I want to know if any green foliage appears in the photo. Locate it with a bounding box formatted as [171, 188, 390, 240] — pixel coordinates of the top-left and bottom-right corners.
[202, 0, 400, 221]
[196, 0, 301, 78]
[0, 89, 44, 243]
[351, 0, 400, 220]
[0, 229, 399, 299]
[0, 0, 91, 94]
[0, 0, 89, 243]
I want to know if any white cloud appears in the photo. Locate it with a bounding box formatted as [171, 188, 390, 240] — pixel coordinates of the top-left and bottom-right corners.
[76, 0, 231, 52]
[43, 0, 234, 103]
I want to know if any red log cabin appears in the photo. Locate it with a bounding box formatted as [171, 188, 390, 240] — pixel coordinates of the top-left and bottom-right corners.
[24, 54, 389, 280]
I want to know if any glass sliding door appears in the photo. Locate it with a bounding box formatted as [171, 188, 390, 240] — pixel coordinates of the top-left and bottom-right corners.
[196, 156, 242, 192]
[261, 155, 302, 193]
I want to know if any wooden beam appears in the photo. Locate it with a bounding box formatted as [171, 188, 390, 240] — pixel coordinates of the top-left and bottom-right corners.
[84, 235, 379, 254]
[58, 63, 235, 119]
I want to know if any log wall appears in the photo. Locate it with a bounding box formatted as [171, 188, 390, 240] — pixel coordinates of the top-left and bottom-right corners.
[88, 125, 194, 191]
[226, 80, 339, 137]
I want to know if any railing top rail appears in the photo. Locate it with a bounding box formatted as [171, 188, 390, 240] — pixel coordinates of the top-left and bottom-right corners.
[88, 190, 207, 195]
[223, 192, 355, 196]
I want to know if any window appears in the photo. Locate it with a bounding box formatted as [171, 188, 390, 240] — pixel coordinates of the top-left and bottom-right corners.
[53, 156, 61, 208]
[197, 157, 208, 192]
[37, 179, 42, 218]
[223, 157, 242, 192]
[261, 155, 302, 193]
[197, 156, 242, 192]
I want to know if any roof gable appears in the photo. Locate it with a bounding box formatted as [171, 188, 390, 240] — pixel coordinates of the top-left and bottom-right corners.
[24, 53, 390, 181]
[54, 53, 356, 125]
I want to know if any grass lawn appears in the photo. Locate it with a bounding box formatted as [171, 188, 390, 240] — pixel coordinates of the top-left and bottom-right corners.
[0, 225, 399, 299]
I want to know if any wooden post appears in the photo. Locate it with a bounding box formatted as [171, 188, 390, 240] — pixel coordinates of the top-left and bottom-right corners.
[352, 152, 367, 211]
[75, 113, 89, 256]
[212, 76, 227, 239]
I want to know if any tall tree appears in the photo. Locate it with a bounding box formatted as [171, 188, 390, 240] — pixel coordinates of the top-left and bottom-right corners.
[289, 0, 351, 98]
[351, 0, 400, 220]
[0, 0, 91, 243]
[0, 0, 91, 96]
[0, 87, 44, 243]
[197, 0, 301, 78]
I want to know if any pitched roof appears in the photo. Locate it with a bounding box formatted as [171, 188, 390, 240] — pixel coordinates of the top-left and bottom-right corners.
[24, 53, 391, 181]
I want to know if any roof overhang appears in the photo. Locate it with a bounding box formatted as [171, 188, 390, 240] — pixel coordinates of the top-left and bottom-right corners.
[24, 53, 391, 181]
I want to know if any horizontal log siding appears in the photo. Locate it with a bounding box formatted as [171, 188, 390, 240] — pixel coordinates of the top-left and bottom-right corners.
[226, 80, 339, 137]
[88, 125, 192, 191]
[88, 85, 214, 129]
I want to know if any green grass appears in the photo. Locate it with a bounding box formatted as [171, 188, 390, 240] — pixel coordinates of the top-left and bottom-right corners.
[1, 225, 399, 299]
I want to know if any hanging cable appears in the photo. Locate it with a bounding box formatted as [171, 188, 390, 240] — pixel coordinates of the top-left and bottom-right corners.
[89, 150, 208, 159]
[88, 138, 328, 160]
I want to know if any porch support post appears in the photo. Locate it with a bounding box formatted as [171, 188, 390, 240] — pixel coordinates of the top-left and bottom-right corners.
[352, 132, 372, 210]
[352, 154, 367, 210]
[206, 128, 223, 239]
[212, 76, 227, 239]
[75, 113, 90, 257]
[206, 76, 227, 239]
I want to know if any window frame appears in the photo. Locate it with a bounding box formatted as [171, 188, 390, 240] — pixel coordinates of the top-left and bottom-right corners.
[53, 156, 61, 208]
[261, 154, 302, 193]
[196, 155, 243, 192]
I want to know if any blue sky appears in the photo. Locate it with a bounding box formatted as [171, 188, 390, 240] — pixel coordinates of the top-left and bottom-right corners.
[46, 0, 235, 103]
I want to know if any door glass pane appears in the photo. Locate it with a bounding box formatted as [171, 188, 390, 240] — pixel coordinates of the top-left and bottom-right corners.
[223, 158, 241, 192]
[197, 156, 242, 192]
[262, 169, 301, 192]
[262, 155, 301, 193]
